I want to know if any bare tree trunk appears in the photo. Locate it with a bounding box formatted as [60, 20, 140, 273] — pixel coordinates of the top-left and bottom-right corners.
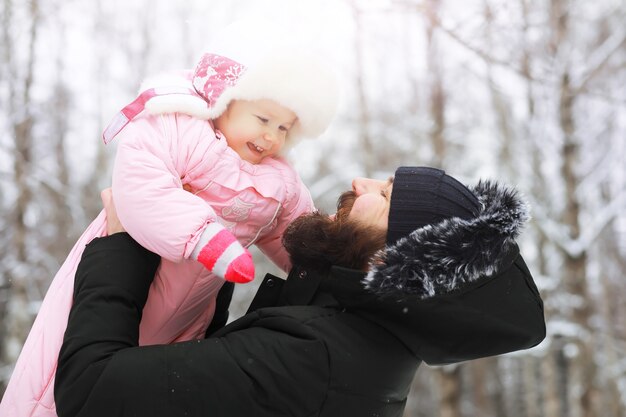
[423, 2, 460, 415]
[350, 2, 376, 176]
[45, 23, 75, 263]
[471, 359, 489, 417]
[548, 335, 571, 417]
[7, 0, 38, 309]
[597, 262, 625, 417]
[404, 368, 438, 417]
[0, 0, 14, 395]
[11, 0, 39, 264]
[523, 355, 542, 417]
[81, 0, 113, 221]
[403, 10, 420, 128]
[547, 1, 600, 415]
[437, 366, 461, 417]
[502, 359, 525, 417]
[596, 200, 625, 417]
[422, 1, 462, 413]
[2, 0, 41, 396]
[558, 69, 600, 417]
[424, 0, 445, 167]
[518, 3, 550, 415]
[486, 357, 507, 417]
[483, 0, 515, 180]
[470, 357, 506, 417]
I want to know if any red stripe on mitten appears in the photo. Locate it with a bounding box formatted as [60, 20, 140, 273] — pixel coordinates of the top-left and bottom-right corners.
[194, 223, 255, 283]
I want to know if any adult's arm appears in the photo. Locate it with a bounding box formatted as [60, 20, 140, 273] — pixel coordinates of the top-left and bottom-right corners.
[55, 234, 327, 417]
[55, 233, 159, 416]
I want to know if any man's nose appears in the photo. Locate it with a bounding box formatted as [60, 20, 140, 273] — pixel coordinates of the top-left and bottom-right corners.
[353, 177, 386, 195]
[352, 177, 371, 196]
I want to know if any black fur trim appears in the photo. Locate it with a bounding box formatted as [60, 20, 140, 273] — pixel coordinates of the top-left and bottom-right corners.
[363, 180, 530, 298]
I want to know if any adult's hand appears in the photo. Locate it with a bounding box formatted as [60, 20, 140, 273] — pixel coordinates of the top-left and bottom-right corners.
[101, 188, 126, 235]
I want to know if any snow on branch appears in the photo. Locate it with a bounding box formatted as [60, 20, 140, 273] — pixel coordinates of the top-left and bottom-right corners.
[391, 0, 531, 81]
[529, 199, 572, 251]
[573, 26, 626, 94]
[575, 188, 626, 249]
[530, 189, 626, 258]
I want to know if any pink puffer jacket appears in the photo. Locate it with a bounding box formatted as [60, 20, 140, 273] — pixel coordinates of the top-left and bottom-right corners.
[0, 113, 314, 417]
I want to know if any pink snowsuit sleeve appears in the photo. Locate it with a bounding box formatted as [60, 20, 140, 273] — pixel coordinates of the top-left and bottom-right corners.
[111, 114, 220, 261]
[254, 170, 315, 273]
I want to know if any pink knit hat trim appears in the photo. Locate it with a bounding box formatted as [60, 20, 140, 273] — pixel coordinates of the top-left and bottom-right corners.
[192, 53, 246, 107]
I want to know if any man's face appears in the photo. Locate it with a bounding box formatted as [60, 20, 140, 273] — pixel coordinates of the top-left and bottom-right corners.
[283, 177, 392, 272]
[337, 177, 394, 232]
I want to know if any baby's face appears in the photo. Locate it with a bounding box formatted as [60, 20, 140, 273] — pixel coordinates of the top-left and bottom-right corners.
[214, 99, 297, 164]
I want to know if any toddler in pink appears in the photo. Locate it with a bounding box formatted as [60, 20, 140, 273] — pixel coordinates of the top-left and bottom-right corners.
[0, 35, 338, 417]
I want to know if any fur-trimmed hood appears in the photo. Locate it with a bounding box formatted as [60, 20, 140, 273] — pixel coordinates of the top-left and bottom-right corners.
[363, 180, 530, 299]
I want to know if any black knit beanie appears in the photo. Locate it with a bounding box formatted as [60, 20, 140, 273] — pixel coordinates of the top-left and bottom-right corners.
[386, 167, 481, 245]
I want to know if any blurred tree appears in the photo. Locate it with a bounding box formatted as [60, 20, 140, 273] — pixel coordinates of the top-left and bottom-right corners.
[2, 2, 626, 415]
[0, 0, 41, 395]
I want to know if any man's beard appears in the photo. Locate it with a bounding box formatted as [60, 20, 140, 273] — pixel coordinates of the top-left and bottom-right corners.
[282, 190, 387, 274]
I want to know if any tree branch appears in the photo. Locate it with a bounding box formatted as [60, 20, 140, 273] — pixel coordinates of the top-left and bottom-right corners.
[573, 27, 626, 94]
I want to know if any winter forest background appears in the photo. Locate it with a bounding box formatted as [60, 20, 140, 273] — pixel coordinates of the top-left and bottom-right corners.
[1, 0, 625, 416]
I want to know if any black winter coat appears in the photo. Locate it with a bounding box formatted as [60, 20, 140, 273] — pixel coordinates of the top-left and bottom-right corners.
[55, 182, 545, 417]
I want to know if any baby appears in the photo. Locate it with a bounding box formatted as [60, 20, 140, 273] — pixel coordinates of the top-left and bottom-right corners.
[1, 36, 338, 417]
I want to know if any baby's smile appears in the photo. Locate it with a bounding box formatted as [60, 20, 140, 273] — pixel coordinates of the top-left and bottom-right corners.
[248, 142, 265, 154]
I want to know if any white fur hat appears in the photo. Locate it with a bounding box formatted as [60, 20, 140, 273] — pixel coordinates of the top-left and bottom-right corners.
[141, 20, 339, 143]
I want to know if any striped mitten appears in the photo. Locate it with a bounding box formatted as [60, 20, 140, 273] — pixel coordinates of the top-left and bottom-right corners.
[191, 223, 255, 283]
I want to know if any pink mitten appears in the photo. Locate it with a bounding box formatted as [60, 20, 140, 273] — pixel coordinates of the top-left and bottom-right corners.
[191, 223, 254, 283]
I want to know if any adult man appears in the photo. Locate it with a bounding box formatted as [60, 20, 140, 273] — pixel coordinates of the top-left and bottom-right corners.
[55, 167, 545, 417]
